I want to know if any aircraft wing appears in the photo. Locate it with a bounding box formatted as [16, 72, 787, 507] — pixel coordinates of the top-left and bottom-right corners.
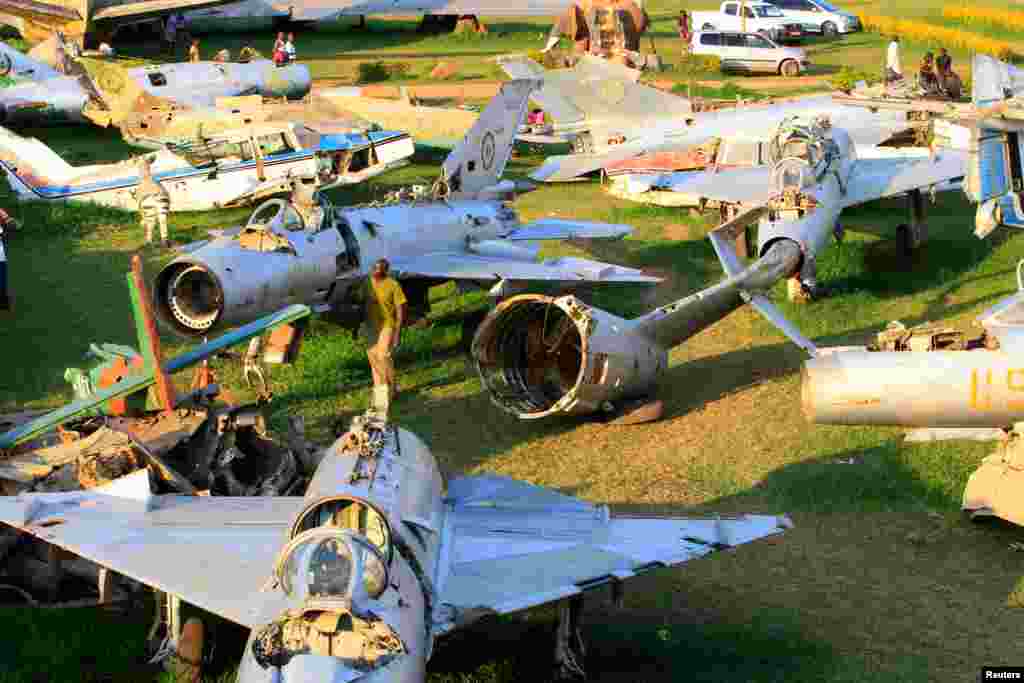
[841, 150, 967, 209]
[655, 166, 777, 206]
[436, 475, 790, 619]
[391, 252, 659, 284]
[0, 471, 301, 629]
[91, 0, 240, 22]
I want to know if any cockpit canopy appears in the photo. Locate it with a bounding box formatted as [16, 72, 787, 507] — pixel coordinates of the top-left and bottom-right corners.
[273, 496, 394, 608]
[275, 529, 389, 605]
[247, 198, 305, 233]
[766, 116, 842, 193]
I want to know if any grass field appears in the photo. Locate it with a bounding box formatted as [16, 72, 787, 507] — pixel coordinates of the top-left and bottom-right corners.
[5, 0, 1024, 680]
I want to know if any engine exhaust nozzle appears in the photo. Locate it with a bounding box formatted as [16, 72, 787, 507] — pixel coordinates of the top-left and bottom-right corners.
[154, 261, 225, 338]
[471, 294, 667, 419]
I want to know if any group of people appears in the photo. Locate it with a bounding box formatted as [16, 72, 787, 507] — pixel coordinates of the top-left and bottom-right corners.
[886, 37, 962, 99]
[273, 32, 298, 65]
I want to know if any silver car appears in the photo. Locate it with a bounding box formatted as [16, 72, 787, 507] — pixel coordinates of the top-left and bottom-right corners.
[690, 30, 810, 77]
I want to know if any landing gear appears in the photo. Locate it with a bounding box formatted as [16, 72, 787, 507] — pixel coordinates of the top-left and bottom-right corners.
[148, 591, 206, 682]
[897, 188, 928, 256]
[553, 596, 586, 680]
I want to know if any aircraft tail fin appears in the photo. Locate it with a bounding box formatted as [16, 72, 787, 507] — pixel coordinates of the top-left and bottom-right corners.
[441, 79, 537, 199]
[496, 54, 690, 136]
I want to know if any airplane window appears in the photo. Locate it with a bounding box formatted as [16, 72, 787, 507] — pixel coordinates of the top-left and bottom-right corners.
[147, 73, 167, 87]
[248, 201, 283, 226]
[282, 205, 305, 232]
[295, 126, 319, 150]
[257, 133, 294, 157]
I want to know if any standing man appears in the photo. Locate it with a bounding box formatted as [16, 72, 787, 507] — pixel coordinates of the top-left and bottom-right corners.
[188, 38, 200, 63]
[886, 35, 901, 82]
[0, 209, 11, 311]
[362, 259, 407, 419]
[136, 157, 171, 248]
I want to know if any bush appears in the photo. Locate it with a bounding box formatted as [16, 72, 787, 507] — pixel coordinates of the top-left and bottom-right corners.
[830, 67, 879, 91]
[356, 61, 411, 83]
[858, 13, 1015, 60]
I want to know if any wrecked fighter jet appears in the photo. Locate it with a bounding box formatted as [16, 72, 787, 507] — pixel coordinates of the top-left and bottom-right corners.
[0, 40, 311, 129]
[153, 79, 659, 338]
[0, 121, 413, 212]
[800, 268, 1024, 527]
[471, 114, 966, 422]
[0, 414, 791, 680]
[498, 55, 925, 183]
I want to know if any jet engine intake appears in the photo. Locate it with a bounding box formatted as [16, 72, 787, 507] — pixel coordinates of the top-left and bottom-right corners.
[154, 262, 225, 337]
[471, 294, 666, 419]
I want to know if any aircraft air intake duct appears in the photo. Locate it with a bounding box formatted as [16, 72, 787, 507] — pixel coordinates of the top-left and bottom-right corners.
[154, 261, 225, 338]
[803, 349, 1024, 428]
[472, 240, 804, 420]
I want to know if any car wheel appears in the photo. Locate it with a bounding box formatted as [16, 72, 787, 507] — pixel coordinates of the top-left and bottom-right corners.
[822, 21, 838, 37]
[780, 59, 800, 77]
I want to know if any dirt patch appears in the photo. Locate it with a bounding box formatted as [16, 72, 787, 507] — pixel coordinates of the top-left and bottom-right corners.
[663, 223, 699, 241]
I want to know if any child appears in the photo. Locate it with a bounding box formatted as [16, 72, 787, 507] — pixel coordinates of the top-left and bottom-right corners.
[284, 32, 296, 63]
[272, 31, 286, 65]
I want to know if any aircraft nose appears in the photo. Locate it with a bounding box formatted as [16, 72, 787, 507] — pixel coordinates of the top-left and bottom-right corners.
[276, 653, 400, 682]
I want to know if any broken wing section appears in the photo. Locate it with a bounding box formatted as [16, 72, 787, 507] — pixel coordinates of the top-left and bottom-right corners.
[0, 470, 303, 629]
[390, 251, 659, 285]
[501, 218, 633, 241]
[840, 151, 967, 210]
[436, 475, 790, 619]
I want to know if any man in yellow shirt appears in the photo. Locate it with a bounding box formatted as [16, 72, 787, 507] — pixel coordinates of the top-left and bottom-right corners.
[362, 258, 407, 419]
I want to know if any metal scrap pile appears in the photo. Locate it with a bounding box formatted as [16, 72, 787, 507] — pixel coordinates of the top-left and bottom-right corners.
[0, 397, 324, 606]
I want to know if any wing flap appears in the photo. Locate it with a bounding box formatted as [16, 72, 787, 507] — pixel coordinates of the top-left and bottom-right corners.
[392, 252, 659, 284]
[0, 473, 302, 629]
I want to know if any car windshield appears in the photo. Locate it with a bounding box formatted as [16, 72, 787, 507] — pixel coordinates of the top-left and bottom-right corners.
[756, 5, 784, 16]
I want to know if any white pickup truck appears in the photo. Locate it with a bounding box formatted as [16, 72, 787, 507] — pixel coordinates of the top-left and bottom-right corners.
[691, 2, 804, 44]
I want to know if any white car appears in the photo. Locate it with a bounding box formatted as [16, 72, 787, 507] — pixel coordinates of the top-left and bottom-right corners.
[690, 31, 809, 77]
[691, 1, 804, 44]
[763, 0, 860, 36]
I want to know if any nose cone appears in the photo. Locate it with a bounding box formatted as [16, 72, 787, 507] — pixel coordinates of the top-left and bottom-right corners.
[154, 260, 225, 337]
[278, 654, 382, 682]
